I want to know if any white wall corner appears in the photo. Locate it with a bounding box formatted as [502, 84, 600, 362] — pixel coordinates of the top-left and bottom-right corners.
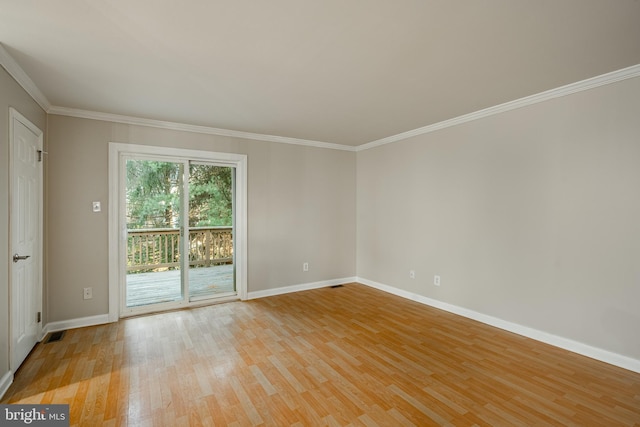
[247, 277, 357, 300]
[0, 370, 14, 401]
[356, 277, 640, 374]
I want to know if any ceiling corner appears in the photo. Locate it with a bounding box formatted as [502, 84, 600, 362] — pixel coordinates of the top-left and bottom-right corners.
[0, 43, 51, 112]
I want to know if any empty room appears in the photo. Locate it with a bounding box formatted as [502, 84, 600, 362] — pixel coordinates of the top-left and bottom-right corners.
[1, 1, 640, 425]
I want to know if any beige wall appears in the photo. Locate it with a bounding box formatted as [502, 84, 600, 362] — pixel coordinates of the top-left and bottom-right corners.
[357, 76, 640, 360]
[46, 116, 356, 322]
[4, 61, 639, 379]
[0, 66, 47, 384]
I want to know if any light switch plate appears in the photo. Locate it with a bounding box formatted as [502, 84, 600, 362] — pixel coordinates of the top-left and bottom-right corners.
[92, 201, 101, 212]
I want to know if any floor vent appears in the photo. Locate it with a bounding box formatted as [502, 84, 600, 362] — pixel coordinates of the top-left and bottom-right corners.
[45, 331, 66, 343]
[330, 285, 344, 288]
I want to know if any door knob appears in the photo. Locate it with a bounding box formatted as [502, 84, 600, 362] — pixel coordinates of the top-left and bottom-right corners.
[12, 254, 31, 263]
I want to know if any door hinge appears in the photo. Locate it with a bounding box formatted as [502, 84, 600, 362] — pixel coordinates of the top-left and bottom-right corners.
[37, 311, 41, 323]
[37, 149, 48, 162]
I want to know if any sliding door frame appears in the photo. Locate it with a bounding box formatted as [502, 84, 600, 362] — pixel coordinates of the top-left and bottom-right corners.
[108, 143, 247, 320]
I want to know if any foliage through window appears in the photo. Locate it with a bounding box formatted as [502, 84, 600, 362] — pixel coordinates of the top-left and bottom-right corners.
[126, 160, 232, 229]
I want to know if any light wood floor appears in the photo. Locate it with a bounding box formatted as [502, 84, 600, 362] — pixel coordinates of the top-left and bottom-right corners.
[3, 283, 640, 426]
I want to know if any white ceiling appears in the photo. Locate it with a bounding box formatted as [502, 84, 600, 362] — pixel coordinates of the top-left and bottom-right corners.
[2, 0, 640, 146]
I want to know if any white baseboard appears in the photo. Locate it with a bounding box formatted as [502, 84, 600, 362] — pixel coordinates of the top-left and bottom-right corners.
[357, 277, 640, 374]
[43, 314, 112, 335]
[247, 277, 357, 300]
[0, 370, 13, 400]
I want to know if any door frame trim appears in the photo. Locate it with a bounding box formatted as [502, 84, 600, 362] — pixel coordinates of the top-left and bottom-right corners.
[108, 143, 248, 321]
[8, 108, 44, 372]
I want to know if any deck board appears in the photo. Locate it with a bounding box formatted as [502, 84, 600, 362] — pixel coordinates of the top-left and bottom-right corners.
[126, 264, 234, 307]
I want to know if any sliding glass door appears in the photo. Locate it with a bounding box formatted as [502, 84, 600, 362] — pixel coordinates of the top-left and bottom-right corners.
[122, 156, 236, 313]
[125, 158, 185, 308]
[188, 163, 236, 300]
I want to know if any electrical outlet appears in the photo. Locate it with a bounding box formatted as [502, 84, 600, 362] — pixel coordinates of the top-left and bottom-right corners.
[83, 287, 93, 300]
[303, 262, 309, 272]
[409, 270, 415, 279]
[434, 275, 441, 286]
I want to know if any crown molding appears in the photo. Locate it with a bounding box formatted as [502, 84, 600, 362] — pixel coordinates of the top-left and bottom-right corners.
[3, 39, 638, 153]
[357, 63, 640, 152]
[1, 42, 355, 151]
[48, 106, 357, 152]
[0, 43, 51, 112]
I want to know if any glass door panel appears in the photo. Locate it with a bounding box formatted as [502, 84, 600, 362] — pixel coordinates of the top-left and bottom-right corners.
[188, 163, 235, 300]
[125, 159, 184, 307]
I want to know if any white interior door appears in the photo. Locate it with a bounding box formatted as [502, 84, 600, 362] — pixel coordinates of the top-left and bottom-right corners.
[10, 108, 43, 372]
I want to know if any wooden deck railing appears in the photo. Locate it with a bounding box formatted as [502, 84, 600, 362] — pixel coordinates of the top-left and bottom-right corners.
[127, 226, 233, 272]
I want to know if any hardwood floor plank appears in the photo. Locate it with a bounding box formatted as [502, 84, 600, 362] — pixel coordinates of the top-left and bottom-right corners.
[386, 407, 418, 426]
[2, 283, 640, 426]
[387, 383, 451, 425]
[229, 376, 263, 425]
